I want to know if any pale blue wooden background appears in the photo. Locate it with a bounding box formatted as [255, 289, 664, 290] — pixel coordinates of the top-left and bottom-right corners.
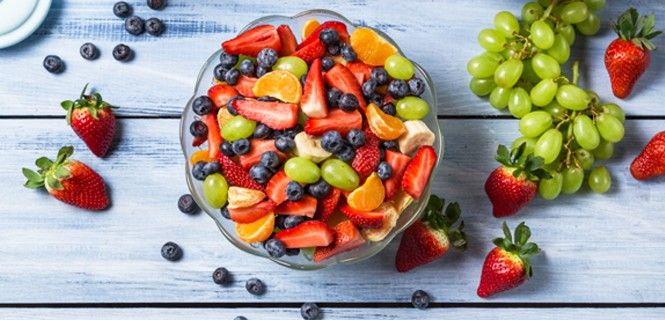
[0, 0, 664, 319]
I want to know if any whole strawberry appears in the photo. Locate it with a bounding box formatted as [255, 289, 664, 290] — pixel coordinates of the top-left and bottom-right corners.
[605, 8, 662, 99]
[485, 144, 551, 217]
[23, 146, 110, 210]
[61, 84, 117, 157]
[395, 195, 466, 272]
[631, 131, 665, 180]
[477, 222, 540, 298]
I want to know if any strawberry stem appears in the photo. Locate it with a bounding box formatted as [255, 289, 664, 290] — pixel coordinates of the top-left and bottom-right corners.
[22, 146, 74, 191]
[492, 221, 540, 278]
[422, 195, 467, 251]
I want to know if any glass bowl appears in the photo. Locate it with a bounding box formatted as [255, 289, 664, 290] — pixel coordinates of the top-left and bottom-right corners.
[180, 9, 443, 270]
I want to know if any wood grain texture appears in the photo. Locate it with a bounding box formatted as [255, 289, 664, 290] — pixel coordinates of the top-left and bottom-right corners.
[0, 0, 663, 117]
[1, 119, 664, 303]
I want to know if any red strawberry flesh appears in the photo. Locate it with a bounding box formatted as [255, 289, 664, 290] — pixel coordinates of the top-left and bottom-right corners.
[338, 204, 385, 229]
[222, 25, 282, 57]
[401, 146, 437, 199]
[274, 220, 335, 248]
[300, 58, 328, 118]
[314, 220, 366, 262]
[304, 108, 362, 136]
[228, 200, 275, 224]
[275, 195, 318, 218]
[324, 64, 367, 111]
[232, 99, 299, 130]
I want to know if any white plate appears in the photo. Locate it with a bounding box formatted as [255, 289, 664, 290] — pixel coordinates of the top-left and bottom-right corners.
[0, 0, 52, 49]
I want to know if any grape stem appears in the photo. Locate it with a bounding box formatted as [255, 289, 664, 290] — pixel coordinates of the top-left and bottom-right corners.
[572, 61, 580, 85]
[541, 0, 559, 20]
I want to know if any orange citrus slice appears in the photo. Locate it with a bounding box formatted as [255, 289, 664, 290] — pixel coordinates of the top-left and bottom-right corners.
[253, 70, 302, 103]
[190, 149, 212, 164]
[301, 19, 320, 40]
[350, 27, 398, 66]
[347, 173, 385, 211]
[217, 106, 234, 129]
[236, 212, 275, 243]
[366, 103, 406, 140]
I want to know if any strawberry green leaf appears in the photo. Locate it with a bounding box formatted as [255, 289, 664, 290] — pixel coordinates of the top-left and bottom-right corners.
[444, 202, 461, 226]
[61, 100, 74, 110]
[502, 221, 512, 243]
[24, 179, 44, 189]
[492, 237, 504, 248]
[79, 83, 89, 99]
[35, 157, 53, 170]
[56, 146, 74, 164]
[54, 166, 71, 179]
[514, 222, 531, 246]
[511, 142, 526, 162]
[519, 242, 540, 257]
[45, 174, 62, 190]
[495, 145, 512, 167]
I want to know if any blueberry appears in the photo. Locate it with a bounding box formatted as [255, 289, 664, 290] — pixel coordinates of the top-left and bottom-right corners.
[411, 290, 430, 310]
[321, 56, 335, 71]
[408, 77, 426, 96]
[178, 194, 199, 214]
[125, 16, 145, 35]
[257, 96, 278, 102]
[286, 181, 305, 201]
[256, 65, 270, 78]
[145, 17, 165, 36]
[219, 52, 239, 69]
[161, 242, 183, 261]
[212, 267, 230, 285]
[239, 59, 255, 77]
[264, 238, 286, 258]
[301, 303, 321, 320]
[377, 161, 392, 180]
[192, 96, 213, 115]
[326, 89, 342, 107]
[253, 123, 273, 139]
[327, 44, 340, 56]
[213, 64, 228, 82]
[371, 67, 389, 85]
[203, 161, 220, 176]
[43, 55, 65, 74]
[341, 44, 357, 62]
[368, 93, 383, 106]
[319, 28, 340, 45]
[245, 278, 266, 296]
[321, 130, 344, 153]
[347, 129, 366, 147]
[260, 151, 281, 169]
[257, 48, 278, 68]
[232, 139, 250, 155]
[192, 161, 207, 180]
[275, 136, 295, 152]
[275, 215, 287, 229]
[190, 120, 208, 138]
[362, 79, 377, 98]
[286, 248, 300, 256]
[283, 124, 303, 139]
[112, 44, 133, 62]
[79, 43, 99, 60]
[381, 140, 399, 151]
[307, 180, 331, 199]
[380, 148, 386, 161]
[388, 79, 409, 99]
[220, 206, 231, 219]
[300, 73, 308, 86]
[227, 96, 242, 115]
[336, 144, 356, 162]
[381, 102, 397, 116]
[113, 1, 132, 18]
[147, 0, 166, 10]
[250, 165, 272, 184]
[220, 141, 235, 157]
[234, 317, 248, 320]
[338, 93, 359, 112]
[224, 68, 240, 85]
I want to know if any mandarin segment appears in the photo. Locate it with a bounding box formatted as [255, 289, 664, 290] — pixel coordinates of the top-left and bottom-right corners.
[350, 27, 398, 66]
[302, 19, 321, 40]
[347, 172, 386, 211]
[236, 212, 275, 243]
[253, 70, 303, 103]
[366, 103, 407, 140]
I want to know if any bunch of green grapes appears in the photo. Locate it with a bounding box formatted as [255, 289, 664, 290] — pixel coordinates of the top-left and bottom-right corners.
[467, 0, 624, 198]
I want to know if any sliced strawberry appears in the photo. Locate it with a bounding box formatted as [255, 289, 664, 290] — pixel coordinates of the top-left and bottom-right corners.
[238, 139, 287, 170]
[277, 24, 298, 56]
[274, 220, 335, 248]
[383, 150, 412, 199]
[208, 84, 239, 109]
[222, 25, 282, 57]
[293, 39, 326, 64]
[228, 200, 275, 223]
[201, 114, 221, 159]
[232, 99, 299, 130]
[316, 188, 341, 222]
[300, 59, 328, 119]
[234, 76, 258, 98]
[314, 220, 366, 262]
[192, 135, 206, 147]
[265, 170, 291, 205]
[346, 61, 372, 86]
[401, 146, 437, 199]
[324, 64, 367, 111]
[304, 108, 362, 136]
[219, 154, 264, 191]
[338, 204, 385, 229]
[352, 143, 381, 178]
[298, 21, 349, 50]
[276, 195, 318, 218]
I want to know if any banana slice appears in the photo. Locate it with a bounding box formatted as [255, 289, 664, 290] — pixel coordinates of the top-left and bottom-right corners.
[392, 191, 414, 214]
[294, 132, 332, 163]
[361, 202, 399, 242]
[227, 187, 266, 209]
[397, 120, 435, 155]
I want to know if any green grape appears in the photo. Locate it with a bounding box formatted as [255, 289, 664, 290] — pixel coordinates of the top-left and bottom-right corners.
[560, 1, 589, 24]
[547, 34, 571, 64]
[467, 54, 500, 78]
[272, 56, 309, 78]
[478, 29, 507, 53]
[521, 59, 542, 84]
[584, 0, 605, 11]
[576, 12, 600, 35]
[588, 166, 611, 193]
[592, 139, 614, 160]
[494, 59, 523, 88]
[530, 20, 555, 49]
[557, 24, 576, 45]
[586, 89, 600, 104]
[385, 55, 415, 80]
[508, 87, 532, 118]
[574, 149, 595, 171]
[561, 167, 584, 194]
[517, 80, 534, 93]
[203, 173, 229, 208]
[539, 171, 563, 200]
[532, 53, 561, 79]
[573, 114, 601, 150]
[221, 115, 257, 141]
[522, 2, 544, 24]
[494, 11, 520, 38]
[601, 103, 625, 123]
[531, 78, 558, 106]
[538, 0, 552, 7]
[543, 100, 567, 121]
[489, 86, 511, 109]
[556, 84, 591, 110]
[534, 128, 563, 164]
[396, 96, 430, 120]
[470, 78, 497, 97]
[520, 111, 553, 138]
[284, 157, 321, 184]
[596, 113, 624, 143]
[321, 159, 360, 191]
[512, 136, 538, 155]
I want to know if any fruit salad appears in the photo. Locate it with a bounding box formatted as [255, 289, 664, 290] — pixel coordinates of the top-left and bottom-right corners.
[185, 18, 438, 263]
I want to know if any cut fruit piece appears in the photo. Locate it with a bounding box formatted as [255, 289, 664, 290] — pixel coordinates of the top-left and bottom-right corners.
[401, 146, 437, 199]
[265, 170, 291, 206]
[338, 204, 386, 229]
[383, 150, 412, 199]
[238, 139, 287, 170]
[228, 200, 276, 224]
[294, 132, 332, 163]
[234, 76, 258, 98]
[236, 212, 275, 243]
[366, 103, 406, 140]
[314, 220, 366, 262]
[201, 114, 221, 160]
[190, 149, 212, 165]
[304, 108, 362, 136]
[192, 135, 206, 147]
[346, 61, 373, 86]
[292, 39, 327, 64]
[300, 58, 328, 119]
[227, 186, 266, 209]
[391, 190, 414, 214]
[361, 202, 399, 242]
[316, 188, 342, 222]
[275, 195, 318, 218]
[208, 84, 239, 110]
[301, 19, 321, 40]
[277, 24, 298, 56]
[324, 64, 367, 111]
[253, 70, 302, 103]
[217, 107, 235, 129]
[219, 154, 264, 191]
[298, 21, 350, 49]
[397, 120, 436, 155]
[274, 220, 335, 248]
[350, 27, 398, 66]
[346, 173, 385, 211]
[232, 99, 299, 130]
[222, 25, 282, 57]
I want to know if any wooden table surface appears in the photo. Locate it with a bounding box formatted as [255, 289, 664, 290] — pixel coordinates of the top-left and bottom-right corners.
[1, 0, 664, 319]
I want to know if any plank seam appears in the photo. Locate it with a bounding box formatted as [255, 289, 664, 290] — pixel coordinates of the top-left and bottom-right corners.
[0, 303, 663, 309]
